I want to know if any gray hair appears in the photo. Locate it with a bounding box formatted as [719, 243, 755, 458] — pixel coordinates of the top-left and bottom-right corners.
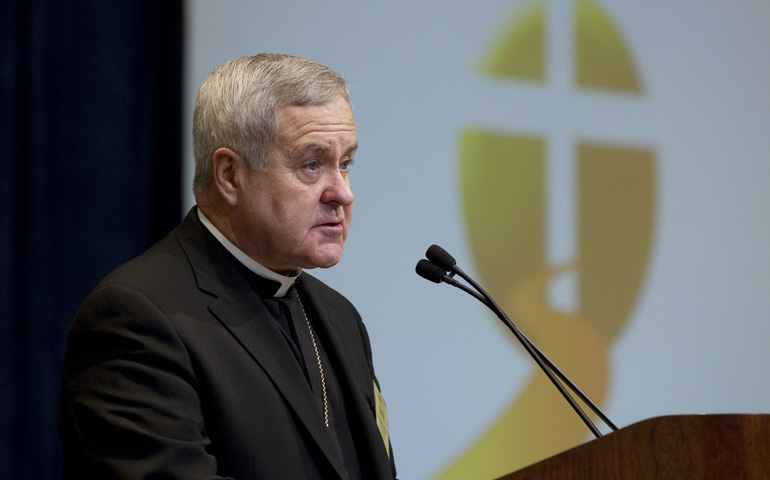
[192, 54, 351, 195]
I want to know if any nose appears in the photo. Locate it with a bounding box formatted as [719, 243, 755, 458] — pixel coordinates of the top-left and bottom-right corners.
[321, 169, 354, 207]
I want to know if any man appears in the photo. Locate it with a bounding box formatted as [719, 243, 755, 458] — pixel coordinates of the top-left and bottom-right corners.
[59, 54, 396, 479]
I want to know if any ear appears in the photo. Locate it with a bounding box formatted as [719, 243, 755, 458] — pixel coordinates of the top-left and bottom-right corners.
[212, 147, 242, 207]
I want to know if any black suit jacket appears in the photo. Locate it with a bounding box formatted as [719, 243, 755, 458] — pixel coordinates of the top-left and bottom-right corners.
[59, 208, 396, 479]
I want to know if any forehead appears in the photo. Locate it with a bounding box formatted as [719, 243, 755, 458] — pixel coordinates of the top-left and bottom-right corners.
[275, 96, 356, 148]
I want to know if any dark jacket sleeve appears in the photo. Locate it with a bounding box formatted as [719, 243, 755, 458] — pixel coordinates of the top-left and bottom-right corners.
[59, 283, 233, 480]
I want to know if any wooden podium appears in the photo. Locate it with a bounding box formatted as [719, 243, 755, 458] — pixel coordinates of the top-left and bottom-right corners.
[497, 414, 770, 479]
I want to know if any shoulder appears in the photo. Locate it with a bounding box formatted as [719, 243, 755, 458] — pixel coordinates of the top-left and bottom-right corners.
[88, 208, 232, 305]
[95, 229, 193, 300]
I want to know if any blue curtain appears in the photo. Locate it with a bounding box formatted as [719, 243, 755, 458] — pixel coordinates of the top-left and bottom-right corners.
[0, 1, 183, 477]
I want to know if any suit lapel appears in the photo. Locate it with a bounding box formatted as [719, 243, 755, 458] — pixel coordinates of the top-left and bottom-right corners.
[299, 278, 394, 478]
[208, 290, 349, 478]
[176, 209, 349, 479]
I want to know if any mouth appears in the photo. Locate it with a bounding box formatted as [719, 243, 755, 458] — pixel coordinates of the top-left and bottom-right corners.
[317, 221, 343, 229]
[317, 215, 344, 226]
[314, 218, 344, 229]
[314, 218, 347, 239]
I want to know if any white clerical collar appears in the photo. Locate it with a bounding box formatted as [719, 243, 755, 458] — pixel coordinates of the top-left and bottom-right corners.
[197, 208, 300, 297]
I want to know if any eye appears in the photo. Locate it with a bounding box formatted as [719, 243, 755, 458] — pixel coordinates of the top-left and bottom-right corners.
[305, 161, 319, 171]
[341, 158, 354, 171]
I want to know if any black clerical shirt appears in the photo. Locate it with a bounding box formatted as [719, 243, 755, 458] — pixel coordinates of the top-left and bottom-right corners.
[246, 270, 365, 480]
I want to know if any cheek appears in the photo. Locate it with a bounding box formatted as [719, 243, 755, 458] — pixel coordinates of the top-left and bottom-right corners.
[273, 187, 326, 232]
[287, 197, 322, 230]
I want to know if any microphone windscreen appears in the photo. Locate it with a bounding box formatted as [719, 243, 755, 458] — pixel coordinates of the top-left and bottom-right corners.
[415, 259, 446, 283]
[426, 244, 456, 271]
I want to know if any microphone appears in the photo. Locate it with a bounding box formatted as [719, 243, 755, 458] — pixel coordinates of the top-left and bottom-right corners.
[416, 259, 490, 305]
[426, 244, 456, 272]
[416, 244, 618, 438]
[415, 258, 446, 283]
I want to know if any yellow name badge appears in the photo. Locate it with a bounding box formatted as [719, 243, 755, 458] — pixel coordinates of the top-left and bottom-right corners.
[373, 380, 390, 458]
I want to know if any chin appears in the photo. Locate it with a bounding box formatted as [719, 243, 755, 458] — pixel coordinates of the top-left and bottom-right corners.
[309, 262, 339, 270]
[312, 256, 342, 269]
[305, 248, 344, 270]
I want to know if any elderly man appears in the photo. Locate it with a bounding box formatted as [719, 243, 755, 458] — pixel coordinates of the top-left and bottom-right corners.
[59, 54, 396, 479]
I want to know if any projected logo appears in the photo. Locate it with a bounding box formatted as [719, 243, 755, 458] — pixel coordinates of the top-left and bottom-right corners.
[438, 1, 656, 478]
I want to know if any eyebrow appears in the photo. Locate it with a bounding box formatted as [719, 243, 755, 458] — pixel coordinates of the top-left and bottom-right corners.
[300, 143, 358, 157]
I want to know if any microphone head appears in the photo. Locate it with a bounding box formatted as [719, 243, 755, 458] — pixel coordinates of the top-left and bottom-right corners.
[415, 259, 446, 284]
[426, 244, 456, 272]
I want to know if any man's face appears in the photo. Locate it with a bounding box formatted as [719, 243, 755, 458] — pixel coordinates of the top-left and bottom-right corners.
[233, 95, 357, 274]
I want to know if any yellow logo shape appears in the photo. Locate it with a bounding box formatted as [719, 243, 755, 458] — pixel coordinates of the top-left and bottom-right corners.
[437, 1, 656, 478]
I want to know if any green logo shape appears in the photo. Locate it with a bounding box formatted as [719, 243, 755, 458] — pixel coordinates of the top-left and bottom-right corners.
[481, 0, 642, 93]
[437, 1, 655, 479]
[482, 1, 546, 82]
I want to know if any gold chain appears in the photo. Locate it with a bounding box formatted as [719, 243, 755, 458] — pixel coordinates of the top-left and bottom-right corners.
[295, 290, 329, 427]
